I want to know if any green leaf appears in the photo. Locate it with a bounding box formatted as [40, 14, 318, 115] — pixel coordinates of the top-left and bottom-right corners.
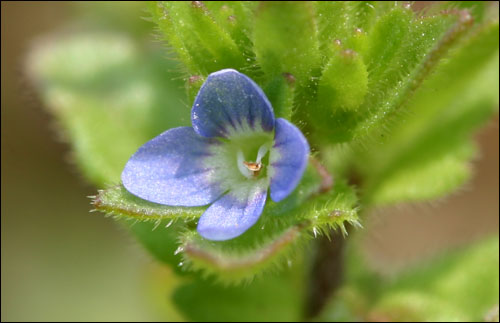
[75, 2, 153, 37]
[92, 184, 205, 222]
[320, 235, 500, 322]
[318, 48, 368, 112]
[344, 27, 369, 57]
[369, 141, 476, 205]
[127, 220, 186, 272]
[92, 184, 204, 270]
[364, 6, 413, 85]
[27, 33, 188, 186]
[92, 162, 359, 282]
[355, 10, 467, 141]
[253, 1, 320, 83]
[304, 5, 461, 144]
[314, 1, 350, 60]
[372, 236, 500, 321]
[202, 1, 258, 72]
[173, 269, 305, 322]
[150, 1, 246, 76]
[263, 73, 296, 119]
[179, 175, 360, 282]
[349, 1, 379, 32]
[93, 184, 206, 272]
[309, 46, 369, 142]
[314, 1, 381, 61]
[149, 1, 213, 74]
[183, 1, 246, 71]
[359, 22, 499, 205]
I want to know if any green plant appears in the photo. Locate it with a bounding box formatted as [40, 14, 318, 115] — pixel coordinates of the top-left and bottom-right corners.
[28, 1, 498, 321]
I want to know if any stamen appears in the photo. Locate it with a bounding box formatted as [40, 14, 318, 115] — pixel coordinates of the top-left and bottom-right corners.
[237, 150, 253, 179]
[237, 143, 271, 178]
[243, 161, 262, 173]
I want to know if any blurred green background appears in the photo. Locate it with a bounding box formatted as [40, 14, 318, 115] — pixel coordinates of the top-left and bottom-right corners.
[1, 2, 498, 321]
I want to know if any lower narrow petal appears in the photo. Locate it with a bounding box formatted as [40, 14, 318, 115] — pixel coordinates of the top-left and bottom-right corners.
[122, 127, 224, 206]
[269, 118, 310, 202]
[197, 180, 268, 241]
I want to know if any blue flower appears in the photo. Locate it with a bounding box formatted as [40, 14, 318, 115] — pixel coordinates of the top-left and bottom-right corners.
[122, 69, 309, 241]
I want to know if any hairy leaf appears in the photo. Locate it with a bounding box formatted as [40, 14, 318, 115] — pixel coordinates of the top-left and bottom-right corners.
[150, 1, 249, 76]
[263, 73, 296, 119]
[91, 161, 359, 283]
[127, 220, 186, 273]
[359, 22, 499, 205]
[365, 6, 413, 86]
[314, 1, 383, 61]
[179, 179, 360, 282]
[370, 141, 476, 205]
[309, 46, 369, 142]
[356, 10, 470, 141]
[92, 184, 205, 221]
[320, 235, 499, 322]
[27, 33, 188, 187]
[318, 48, 368, 112]
[305, 5, 462, 144]
[174, 269, 305, 321]
[314, 1, 351, 60]
[253, 1, 320, 82]
[203, 1, 257, 73]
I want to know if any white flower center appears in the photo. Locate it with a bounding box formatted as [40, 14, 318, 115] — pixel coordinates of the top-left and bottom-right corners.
[237, 143, 271, 179]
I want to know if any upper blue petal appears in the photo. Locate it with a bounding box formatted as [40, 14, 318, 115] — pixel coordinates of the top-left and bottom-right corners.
[269, 118, 310, 202]
[121, 127, 224, 206]
[191, 69, 275, 138]
[197, 180, 268, 241]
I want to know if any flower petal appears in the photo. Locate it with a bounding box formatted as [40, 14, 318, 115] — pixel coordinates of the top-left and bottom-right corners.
[269, 118, 310, 202]
[197, 180, 268, 241]
[192, 69, 275, 138]
[122, 127, 224, 206]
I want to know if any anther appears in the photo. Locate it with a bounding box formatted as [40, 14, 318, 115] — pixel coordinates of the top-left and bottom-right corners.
[243, 161, 262, 176]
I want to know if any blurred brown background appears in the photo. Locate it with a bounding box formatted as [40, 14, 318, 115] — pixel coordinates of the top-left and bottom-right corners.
[1, 2, 498, 321]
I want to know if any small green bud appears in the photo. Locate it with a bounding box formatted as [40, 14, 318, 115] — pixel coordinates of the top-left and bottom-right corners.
[317, 47, 368, 112]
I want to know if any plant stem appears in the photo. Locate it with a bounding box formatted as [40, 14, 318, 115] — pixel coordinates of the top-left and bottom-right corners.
[304, 228, 346, 319]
